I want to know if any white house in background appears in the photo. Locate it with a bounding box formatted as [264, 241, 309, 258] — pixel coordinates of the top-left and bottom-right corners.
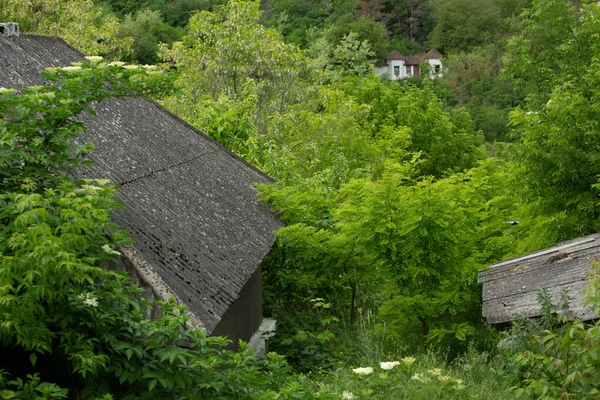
[376, 49, 443, 81]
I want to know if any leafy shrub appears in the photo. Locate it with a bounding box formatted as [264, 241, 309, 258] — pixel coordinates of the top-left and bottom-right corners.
[498, 269, 600, 399]
[0, 60, 311, 399]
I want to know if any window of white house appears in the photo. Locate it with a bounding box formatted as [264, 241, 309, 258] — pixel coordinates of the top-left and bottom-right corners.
[405, 65, 412, 76]
[434, 64, 441, 73]
[394, 66, 400, 76]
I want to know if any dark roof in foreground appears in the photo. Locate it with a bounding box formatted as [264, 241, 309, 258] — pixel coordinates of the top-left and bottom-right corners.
[478, 234, 599, 324]
[0, 34, 282, 333]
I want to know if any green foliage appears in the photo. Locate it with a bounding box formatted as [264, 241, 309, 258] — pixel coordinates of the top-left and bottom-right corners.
[0, 0, 132, 59]
[329, 33, 376, 77]
[325, 15, 390, 59]
[316, 349, 512, 399]
[250, 87, 380, 185]
[160, 0, 305, 136]
[96, 0, 223, 26]
[118, 9, 184, 64]
[0, 59, 176, 193]
[429, 0, 503, 53]
[499, 281, 600, 399]
[337, 77, 485, 177]
[262, 157, 517, 354]
[502, 0, 589, 103]
[504, 1, 600, 240]
[385, 0, 434, 44]
[147, 0, 225, 27]
[262, 0, 328, 48]
[435, 45, 522, 142]
[0, 61, 310, 399]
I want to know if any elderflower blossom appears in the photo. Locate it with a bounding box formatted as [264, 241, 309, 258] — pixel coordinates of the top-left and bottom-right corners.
[428, 368, 442, 376]
[102, 244, 122, 256]
[438, 375, 452, 382]
[379, 361, 400, 370]
[402, 356, 416, 366]
[411, 373, 430, 382]
[341, 391, 355, 400]
[352, 367, 373, 375]
[107, 61, 126, 67]
[61, 66, 82, 72]
[85, 56, 104, 64]
[78, 293, 99, 307]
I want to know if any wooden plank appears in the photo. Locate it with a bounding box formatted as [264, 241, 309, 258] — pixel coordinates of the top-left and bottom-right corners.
[488, 236, 597, 269]
[478, 241, 600, 284]
[482, 280, 598, 324]
[478, 235, 600, 280]
[482, 257, 594, 301]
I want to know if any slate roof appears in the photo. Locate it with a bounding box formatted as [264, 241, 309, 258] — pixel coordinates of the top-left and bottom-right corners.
[0, 34, 282, 334]
[478, 234, 599, 324]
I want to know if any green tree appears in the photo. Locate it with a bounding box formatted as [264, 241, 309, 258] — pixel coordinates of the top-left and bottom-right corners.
[160, 0, 305, 141]
[262, 0, 328, 48]
[505, 0, 600, 241]
[118, 9, 183, 64]
[429, 0, 502, 53]
[0, 0, 132, 58]
[435, 45, 523, 142]
[326, 15, 391, 59]
[330, 33, 376, 77]
[337, 76, 485, 177]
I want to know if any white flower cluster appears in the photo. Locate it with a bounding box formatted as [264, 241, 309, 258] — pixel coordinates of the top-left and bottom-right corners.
[411, 372, 430, 382]
[351, 367, 373, 375]
[85, 56, 104, 64]
[341, 391, 355, 400]
[60, 66, 82, 72]
[78, 292, 99, 307]
[379, 361, 400, 370]
[102, 244, 122, 256]
[411, 369, 464, 389]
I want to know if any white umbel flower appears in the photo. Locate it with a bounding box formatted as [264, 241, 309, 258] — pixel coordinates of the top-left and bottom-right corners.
[78, 293, 99, 307]
[379, 361, 400, 370]
[352, 367, 373, 375]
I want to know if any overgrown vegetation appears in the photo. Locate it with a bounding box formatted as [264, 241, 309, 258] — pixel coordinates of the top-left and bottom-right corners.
[3, 0, 600, 398]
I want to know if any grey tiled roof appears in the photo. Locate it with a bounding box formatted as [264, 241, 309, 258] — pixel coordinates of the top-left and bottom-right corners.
[0, 34, 282, 333]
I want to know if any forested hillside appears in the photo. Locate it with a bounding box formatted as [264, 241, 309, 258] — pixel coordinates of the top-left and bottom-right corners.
[1, 0, 600, 398]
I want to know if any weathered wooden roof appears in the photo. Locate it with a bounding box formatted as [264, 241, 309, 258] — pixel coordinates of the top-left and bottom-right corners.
[0, 34, 282, 333]
[478, 234, 599, 324]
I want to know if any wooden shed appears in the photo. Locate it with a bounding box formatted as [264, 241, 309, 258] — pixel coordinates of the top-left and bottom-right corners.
[478, 234, 599, 324]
